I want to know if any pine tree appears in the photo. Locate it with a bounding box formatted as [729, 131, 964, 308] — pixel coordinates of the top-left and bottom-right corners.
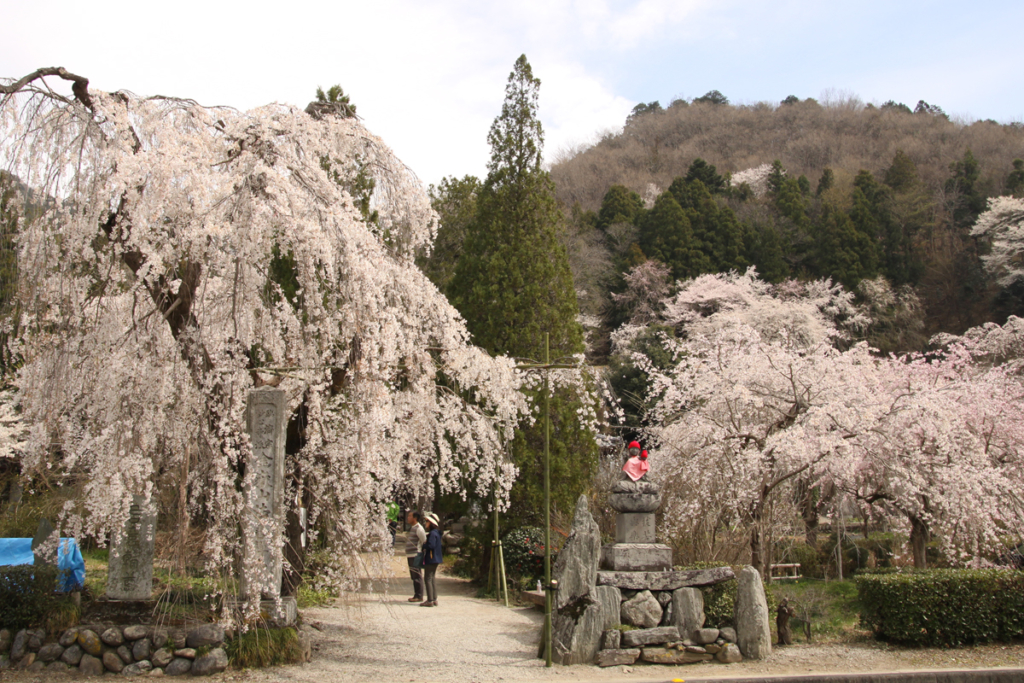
[597, 184, 644, 230]
[448, 55, 596, 538]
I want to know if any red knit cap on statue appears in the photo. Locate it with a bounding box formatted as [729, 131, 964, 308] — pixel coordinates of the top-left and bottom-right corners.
[628, 441, 641, 450]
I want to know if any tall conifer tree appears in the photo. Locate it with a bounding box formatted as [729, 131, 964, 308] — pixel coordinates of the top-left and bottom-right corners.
[448, 55, 596, 533]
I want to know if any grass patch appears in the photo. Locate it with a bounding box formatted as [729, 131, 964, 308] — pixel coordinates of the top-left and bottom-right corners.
[770, 578, 861, 642]
[297, 584, 335, 609]
[226, 627, 305, 668]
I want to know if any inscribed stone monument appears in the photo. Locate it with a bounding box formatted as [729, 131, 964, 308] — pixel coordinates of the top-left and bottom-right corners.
[107, 497, 156, 600]
[242, 388, 287, 600]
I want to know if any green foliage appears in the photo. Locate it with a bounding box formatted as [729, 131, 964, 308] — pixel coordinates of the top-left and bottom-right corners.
[816, 168, 835, 196]
[607, 325, 676, 436]
[314, 84, 356, 116]
[638, 192, 710, 279]
[684, 158, 726, 194]
[945, 148, 986, 230]
[448, 55, 584, 361]
[418, 175, 481, 291]
[296, 584, 335, 609]
[881, 100, 913, 115]
[226, 627, 305, 668]
[597, 184, 644, 231]
[693, 90, 728, 106]
[1006, 159, 1024, 197]
[856, 569, 1024, 646]
[502, 526, 554, 580]
[0, 563, 71, 630]
[628, 101, 663, 122]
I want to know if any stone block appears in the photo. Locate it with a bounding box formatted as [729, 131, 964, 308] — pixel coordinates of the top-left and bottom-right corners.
[673, 586, 705, 638]
[118, 644, 134, 663]
[717, 642, 742, 663]
[37, 643, 64, 662]
[165, 657, 192, 676]
[152, 648, 174, 668]
[123, 660, 153, 676]
[185, 624, 224, 649]
[595, 648, 639, 667]
[620, 626, 680, 648]
[640, 647, 713, 664]
[101, 627, 124, 646]
[59, 628, 79, 647]
[620, 590, 662, 628]
[608, 490, 661, 513]
[132, 637, 152, 661]
[615, 512, 656, 543]
[78, 653, 104, 676]
[600, 629, 620, 650]
[103, 650, 125, 673]
[692, 627, 719, 644]
[77, 629, 102, 656]
[734, 566, 771, 661]
[719, 626, 737, 643]
[601, 543, 672, 571]
[593, 585, 622, 630]
[597, 566, 735, 590]
[192, 648, 228, 676]
[60, 644, 83, 666]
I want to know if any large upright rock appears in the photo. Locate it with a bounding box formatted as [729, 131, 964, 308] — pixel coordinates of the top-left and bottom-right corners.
[549, 495, 603, 664]
[673, 587, 705, 640]
[734, 566, 771, 660]
[552, 495, 601, 611]
[551, 600, 603, 665]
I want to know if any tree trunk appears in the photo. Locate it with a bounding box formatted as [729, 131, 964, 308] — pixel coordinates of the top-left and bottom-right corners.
[750, 522, 769, 579]
[909, 515, 929, 569]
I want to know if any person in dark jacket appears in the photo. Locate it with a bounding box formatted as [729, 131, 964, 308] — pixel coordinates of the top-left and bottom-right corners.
[421, 512, 443, 607]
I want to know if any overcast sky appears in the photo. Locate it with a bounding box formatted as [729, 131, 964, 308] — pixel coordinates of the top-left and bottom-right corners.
[3, 0, 1022, 188]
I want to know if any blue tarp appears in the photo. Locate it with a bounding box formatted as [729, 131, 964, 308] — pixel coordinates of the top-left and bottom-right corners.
[0, 537, 86, 591]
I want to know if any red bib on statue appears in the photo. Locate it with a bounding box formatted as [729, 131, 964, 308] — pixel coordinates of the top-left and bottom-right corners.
[622, 455, 649, 481]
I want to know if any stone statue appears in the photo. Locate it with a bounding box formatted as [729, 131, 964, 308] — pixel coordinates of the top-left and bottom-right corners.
[776, 598, 795, 645]
[610, 441, 660, 513]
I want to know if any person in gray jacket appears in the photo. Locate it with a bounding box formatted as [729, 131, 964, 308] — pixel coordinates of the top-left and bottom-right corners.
[405, 510, 427, 602]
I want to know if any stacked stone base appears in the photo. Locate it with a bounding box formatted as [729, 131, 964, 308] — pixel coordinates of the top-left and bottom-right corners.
[595, 623, 743, 667]
[0, 623, 229, 676]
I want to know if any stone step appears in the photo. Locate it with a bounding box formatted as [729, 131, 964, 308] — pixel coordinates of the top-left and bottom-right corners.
[597, 566, 735, 591]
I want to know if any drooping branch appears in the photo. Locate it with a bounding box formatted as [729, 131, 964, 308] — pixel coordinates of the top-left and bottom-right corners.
[0, 67, 93, 109]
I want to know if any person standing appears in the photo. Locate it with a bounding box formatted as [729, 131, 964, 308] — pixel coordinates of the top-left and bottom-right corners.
[405, 511, 427, 602]
[421, 512, 443, 607]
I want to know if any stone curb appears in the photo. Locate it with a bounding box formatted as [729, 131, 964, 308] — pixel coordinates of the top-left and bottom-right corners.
[679, 668, 1024, 683]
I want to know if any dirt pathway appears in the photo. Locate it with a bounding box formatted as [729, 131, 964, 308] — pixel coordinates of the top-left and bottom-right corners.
[229, 551, 1024, 683]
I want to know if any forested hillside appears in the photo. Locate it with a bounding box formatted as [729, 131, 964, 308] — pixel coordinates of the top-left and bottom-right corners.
[548, 96, 1024, 350]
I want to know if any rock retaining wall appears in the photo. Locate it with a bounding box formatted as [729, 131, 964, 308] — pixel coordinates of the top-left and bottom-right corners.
[0, 623, 229, 675]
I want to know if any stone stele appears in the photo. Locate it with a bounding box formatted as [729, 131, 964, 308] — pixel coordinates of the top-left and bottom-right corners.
[734, 565, 771, 660]
[601, 542, 672, 571]
[106, 496, 156, 600]
[242, 387, 287, 599]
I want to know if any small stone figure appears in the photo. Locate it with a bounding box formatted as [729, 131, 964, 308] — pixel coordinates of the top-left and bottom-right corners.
[621, 441, 650, 482]
[776, 598, 795, 645]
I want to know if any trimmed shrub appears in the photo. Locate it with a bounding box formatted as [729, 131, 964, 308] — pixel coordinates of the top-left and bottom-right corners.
[502, 527, 554, 580]
[0, 563, 71, 630]
[856, 569, 1024, 645]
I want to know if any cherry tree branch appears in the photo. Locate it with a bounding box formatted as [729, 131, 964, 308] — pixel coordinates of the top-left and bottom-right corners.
[0, 67, 93, 109]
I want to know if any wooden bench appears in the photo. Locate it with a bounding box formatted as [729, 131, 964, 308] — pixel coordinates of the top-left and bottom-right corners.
[770, 563, 802, 580]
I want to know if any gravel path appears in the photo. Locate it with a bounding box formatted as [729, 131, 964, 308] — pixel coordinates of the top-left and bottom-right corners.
[230, 551, 1024, 683]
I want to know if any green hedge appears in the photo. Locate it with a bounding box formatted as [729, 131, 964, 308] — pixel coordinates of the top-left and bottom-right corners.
[856, 569, 1024, 646]
[0, 563, 66, 630]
